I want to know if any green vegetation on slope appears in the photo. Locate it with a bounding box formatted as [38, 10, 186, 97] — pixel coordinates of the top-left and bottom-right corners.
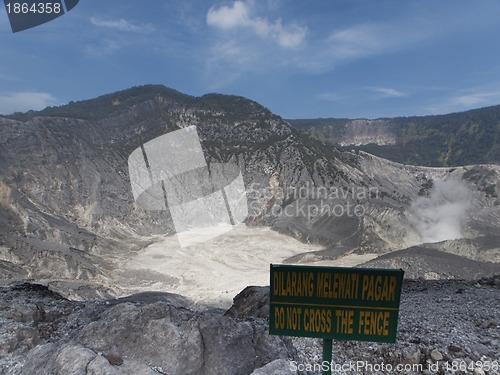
[289, 105, 500, 167]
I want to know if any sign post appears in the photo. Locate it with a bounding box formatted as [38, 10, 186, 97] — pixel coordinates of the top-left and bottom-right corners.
[269, 264, 404, 373]
[323, 338, 333, 375]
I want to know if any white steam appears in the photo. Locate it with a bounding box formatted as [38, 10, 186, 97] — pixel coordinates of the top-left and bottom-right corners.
[409, 179, 472, 244]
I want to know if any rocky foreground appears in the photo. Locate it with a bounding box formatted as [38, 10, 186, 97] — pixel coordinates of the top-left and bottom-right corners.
[1, 276, 499, 375]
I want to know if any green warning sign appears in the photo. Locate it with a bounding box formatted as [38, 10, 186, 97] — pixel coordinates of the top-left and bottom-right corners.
[269, 264, 404, 343]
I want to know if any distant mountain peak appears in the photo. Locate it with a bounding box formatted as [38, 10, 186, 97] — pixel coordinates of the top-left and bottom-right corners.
[4, 84, 192, 122]
[4, 85, 277, 124]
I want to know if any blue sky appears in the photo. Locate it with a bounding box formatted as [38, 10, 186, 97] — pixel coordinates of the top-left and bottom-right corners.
[1, 0, 500, 119]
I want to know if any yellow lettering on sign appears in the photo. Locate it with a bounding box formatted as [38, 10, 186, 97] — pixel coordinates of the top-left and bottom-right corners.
[358, 310, 390, 336]
[274, 272, 315, 297]
[274, 306, 285, 329]
[316, 272, 359, 299]
[388, 275, 397, 301]
[316, 272, 323, 297]
[286, 307, 302, 331]
[303, 308, 332, 333]
[334, 309, 354, 334]
[361, 275, 398, 301]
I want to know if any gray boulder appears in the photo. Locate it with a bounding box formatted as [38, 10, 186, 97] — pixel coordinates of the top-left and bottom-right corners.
[74, 301, 294, 375]
[0, 284, 296, 375]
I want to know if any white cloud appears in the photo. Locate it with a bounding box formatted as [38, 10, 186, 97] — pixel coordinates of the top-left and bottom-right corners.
[273, 21, 308, 49]
[426, 85, 500, 114]
[85, 17, 156, 56]
[300, 22, 431, 73]
[211, 40, 254, 65]
[0, 92, 58, 115]
[326, 24, 385, 60]
[84, 39, 122, 57]
[89, 17, 154, 33]
[449, 92, 499, 107]
[204, 40, 258, 88]
[206, 1, 307, 49]
[367, 87, 407, 98]
[207, 1, 250, 30]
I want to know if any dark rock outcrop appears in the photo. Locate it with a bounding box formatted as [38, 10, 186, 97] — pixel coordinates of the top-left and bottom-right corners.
[3, 278, 500, 374]
[225, 286, 270, 319]
[0, 283, 296, 375]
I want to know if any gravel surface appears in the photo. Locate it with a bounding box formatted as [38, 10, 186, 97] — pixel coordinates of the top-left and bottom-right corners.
[0, 277, 499, 374]
[289, 277, 500, 374]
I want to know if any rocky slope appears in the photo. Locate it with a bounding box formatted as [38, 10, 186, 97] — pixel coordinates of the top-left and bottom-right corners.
[0, 85, 353, 280]
[0, 282, 296, 375]
[0, 85, 499, 289]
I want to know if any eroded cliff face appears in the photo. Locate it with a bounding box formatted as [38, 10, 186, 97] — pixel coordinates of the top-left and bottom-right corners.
[0, 85, 498, 287]
[288, 118, 398, 146]
[338, 119, 397, 146]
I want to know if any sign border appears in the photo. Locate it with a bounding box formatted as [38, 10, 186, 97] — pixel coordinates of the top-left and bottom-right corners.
[269, 264, 404, 343]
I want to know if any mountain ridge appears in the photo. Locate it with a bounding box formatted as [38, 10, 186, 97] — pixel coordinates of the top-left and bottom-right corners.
[0, 84, 499, 375]
[288, 104, 500, 167]
[0, 84, 498, 292]
[2, 85, 276, 123]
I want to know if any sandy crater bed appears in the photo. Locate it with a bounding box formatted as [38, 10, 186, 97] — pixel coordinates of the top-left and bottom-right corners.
[118, 226, 377, 307]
